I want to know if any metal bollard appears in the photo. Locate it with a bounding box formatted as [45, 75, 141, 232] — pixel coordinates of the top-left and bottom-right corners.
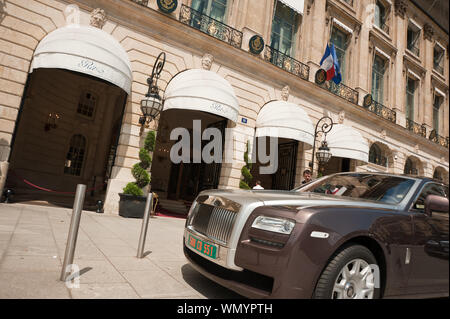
[60, 184, 86, 282]
[137, 192, 154, 258]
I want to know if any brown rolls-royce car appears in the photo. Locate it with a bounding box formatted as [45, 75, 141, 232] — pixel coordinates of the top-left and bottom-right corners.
[183, 173, 449, 299]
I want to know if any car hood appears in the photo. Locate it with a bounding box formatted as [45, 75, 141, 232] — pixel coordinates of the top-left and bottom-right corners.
[198, 189, 398, 211]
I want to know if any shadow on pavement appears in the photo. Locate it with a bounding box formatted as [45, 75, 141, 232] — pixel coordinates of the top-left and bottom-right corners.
[180, 264, 245, 299]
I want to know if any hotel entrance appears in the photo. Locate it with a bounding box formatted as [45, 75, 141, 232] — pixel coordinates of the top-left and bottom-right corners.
[151, 109, 227, 202]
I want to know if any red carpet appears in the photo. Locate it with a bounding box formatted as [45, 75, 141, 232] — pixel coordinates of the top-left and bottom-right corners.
[154, 207, 187, 219]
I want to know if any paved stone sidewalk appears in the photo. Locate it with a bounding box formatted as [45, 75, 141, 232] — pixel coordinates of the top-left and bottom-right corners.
[0, 203, 243, 299]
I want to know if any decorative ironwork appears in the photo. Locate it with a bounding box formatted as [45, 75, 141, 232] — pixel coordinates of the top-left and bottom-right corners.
[434, 64, 444, 75]
[179, 4, 243, 49]
[319, 81, 359, 105]
[407, 44, 420, 56]
[406, 119, 426, 138]
[364, 100, 396, 123]
[379, 22, 390, 35]
[310, 116, 334, 175]
[130, 0, 148, 6]
[429, 130, 449, 148]
[263, 45, 310, 81]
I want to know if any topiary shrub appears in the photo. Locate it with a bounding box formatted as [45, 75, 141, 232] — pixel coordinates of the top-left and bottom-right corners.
[123, 182, 144, 196]
[123, 130, 155, 196]
[239, 141, 253, 190]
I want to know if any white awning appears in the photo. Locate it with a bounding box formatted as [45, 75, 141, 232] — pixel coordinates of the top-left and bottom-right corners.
[163, 69, 240, 123]
[278, 0, 304, 15]
[30, 25, 132, 94]
[325, 124, 369, 162]
[255, 101, 314, 147]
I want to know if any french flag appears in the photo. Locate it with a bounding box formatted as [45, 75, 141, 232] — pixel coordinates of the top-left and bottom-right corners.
[320, 44, 342, 85]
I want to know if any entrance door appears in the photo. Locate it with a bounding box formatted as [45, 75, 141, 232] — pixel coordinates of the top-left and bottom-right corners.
[167, 119, 227, 201]
[272, 141, 298, 190]
[198, 120, 227, 192]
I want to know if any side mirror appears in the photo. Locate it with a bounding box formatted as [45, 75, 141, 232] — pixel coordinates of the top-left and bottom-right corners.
[425, 195, 449, 217]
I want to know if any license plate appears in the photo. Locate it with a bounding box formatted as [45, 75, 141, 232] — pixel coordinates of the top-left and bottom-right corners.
[187, 234, 218, 259]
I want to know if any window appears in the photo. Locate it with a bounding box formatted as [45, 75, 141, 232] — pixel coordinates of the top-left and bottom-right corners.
[64, 134, 86, 176]
[77, 91, 97, 118]
[374, 1, 387, 32]
[413, 183, 448, 211]
[406, 78, 416, 121]
[296, 173, 415, 204]
[369, 144, 387, 167]
[404, 158, 418, 175]
[270, 1, 298, 56]
[191, 0, 228, 22]
[407, 23, 420, 56]
[330, 27, 349, 81]
[433, 94, 443, 133]
[371, 55, 386, 103]
[433, 44, 445, 75]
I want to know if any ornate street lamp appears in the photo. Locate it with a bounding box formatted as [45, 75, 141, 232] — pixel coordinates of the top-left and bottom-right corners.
[310, 116, 334, 176]
[140, 52, 166, 136]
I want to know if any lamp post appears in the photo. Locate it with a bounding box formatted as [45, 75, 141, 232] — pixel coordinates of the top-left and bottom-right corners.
[139, 52, 166, 136]
[310, 116, 334, 176]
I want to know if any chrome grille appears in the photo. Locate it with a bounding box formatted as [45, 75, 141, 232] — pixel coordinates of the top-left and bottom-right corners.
[190, 203, 237, 244]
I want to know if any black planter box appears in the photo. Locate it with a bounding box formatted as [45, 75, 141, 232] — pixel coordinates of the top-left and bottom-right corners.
[118, 193, 147, 218]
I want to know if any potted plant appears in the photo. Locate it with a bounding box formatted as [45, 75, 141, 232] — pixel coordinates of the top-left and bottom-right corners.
[239, 141, 253, 189]
[119, 130, 155, 218]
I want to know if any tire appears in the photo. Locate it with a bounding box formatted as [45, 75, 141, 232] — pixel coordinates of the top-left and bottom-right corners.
[313, 245, 380, 299]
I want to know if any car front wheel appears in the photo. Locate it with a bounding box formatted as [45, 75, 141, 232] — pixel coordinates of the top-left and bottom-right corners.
[313, 245, 380, 299]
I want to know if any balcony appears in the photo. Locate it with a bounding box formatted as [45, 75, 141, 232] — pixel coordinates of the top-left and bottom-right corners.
[429, 130, 449, 148]
[364, 100, 396, 123]
[406, 119, 426, 138]
[263, 46, 310, 81]
[179, 4, 243, 49]
[318, 81, 359, 105]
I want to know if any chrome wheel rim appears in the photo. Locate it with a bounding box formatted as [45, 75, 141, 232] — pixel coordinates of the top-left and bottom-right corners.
[332, 258, 375, 299]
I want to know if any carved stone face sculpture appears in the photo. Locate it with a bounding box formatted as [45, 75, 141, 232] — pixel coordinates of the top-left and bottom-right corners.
[281, 86, 290, 101]
[90, 8, 106, 29]
[338, 111, 345, 124]
[201, 54, 214, 70]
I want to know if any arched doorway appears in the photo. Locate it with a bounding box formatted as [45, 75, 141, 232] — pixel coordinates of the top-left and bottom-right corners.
[5, 25, 132, 209]
[321, 124, 369, 176]
[150, 67, 239, 213]
[251, 99, 314, 190]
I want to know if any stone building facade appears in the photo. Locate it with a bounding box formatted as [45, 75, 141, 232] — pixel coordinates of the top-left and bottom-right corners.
[0, 0, 448, 214]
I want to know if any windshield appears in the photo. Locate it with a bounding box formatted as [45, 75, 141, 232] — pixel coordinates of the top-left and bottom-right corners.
[293, 174, 416, 204]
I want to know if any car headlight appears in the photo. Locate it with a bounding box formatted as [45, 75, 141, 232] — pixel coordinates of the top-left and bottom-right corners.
[251, 216, 295, 235]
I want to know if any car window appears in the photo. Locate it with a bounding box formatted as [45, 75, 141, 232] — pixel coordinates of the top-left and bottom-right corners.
[294, 174, 415, 204]
[413, 183, 448, 211]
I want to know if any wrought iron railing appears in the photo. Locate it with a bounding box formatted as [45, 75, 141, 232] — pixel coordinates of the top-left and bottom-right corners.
[341, 0, 354, 6]
[379, 22, 389, 35]
[370, 156, 388, 167]
[365, 100, 396, 123]
[429, 130, 449, 148]
[407, 43, 420, 56]
[406, 118, 426, 138]
[319, 81, 359, 105]
[263, 46, 310, 81]
[179, 4, 243, 49]
[130, 0, 148, 6]
[434, 64, 444, 75]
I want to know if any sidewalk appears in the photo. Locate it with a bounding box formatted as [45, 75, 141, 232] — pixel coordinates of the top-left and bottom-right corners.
[0, 203, 243, 299]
